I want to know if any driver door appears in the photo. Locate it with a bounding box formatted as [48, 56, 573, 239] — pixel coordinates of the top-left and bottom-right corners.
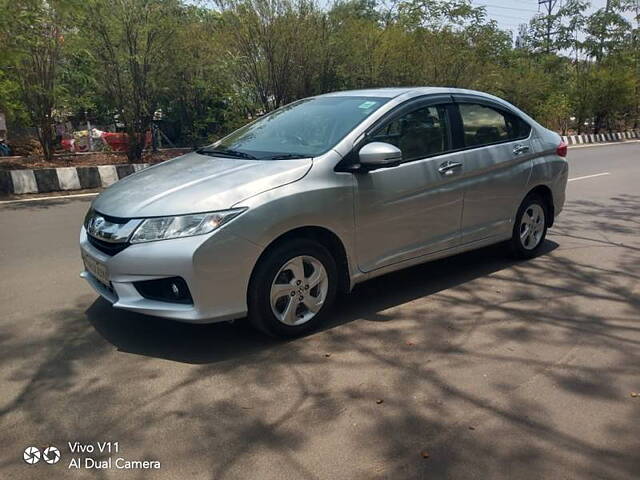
[353, 98, 465, 272]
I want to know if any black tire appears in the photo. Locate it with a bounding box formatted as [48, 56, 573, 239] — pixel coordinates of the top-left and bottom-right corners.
[248, 238, 338, 338]
[509, 193, 549, 259]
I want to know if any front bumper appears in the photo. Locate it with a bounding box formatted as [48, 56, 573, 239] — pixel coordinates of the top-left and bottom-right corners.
[79, 227, 263, 323]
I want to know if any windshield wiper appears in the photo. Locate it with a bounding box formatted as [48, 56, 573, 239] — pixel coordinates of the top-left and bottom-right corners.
[197, 147, 257, 160]
[265, 153, 309, 160]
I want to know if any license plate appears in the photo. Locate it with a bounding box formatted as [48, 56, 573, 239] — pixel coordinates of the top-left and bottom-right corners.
[82, 251, 110, 286]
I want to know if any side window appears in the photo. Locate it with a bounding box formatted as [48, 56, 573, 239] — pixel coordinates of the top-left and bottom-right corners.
[458, 103, 530, 148]
[370, 104, 451, 161]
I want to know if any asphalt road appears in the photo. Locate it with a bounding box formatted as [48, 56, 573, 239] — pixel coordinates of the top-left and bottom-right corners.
[1, 143, 639, 480]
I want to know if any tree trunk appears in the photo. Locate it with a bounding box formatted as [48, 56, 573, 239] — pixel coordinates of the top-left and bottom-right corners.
[593, 114, 604, 134]
[37, 121, 54, 162]
[126, 145, 143, 163]
[126, 131, 145, 163]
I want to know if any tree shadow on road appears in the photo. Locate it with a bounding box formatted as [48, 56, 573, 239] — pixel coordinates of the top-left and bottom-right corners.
[2, 194, 639, 480]
[79, 195, 639, 479]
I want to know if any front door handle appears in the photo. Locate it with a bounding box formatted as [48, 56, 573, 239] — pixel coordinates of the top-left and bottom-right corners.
[438, 161, 463, 175]
[513, 144, 530, 155]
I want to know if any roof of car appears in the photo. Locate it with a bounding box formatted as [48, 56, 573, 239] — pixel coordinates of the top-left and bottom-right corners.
[318, 87, 538, 126]
[320, 87, 483, 99]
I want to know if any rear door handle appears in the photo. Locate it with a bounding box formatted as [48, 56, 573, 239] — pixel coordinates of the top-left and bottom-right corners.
[513, 144, 530, 155]
[438, 161, 463, 175]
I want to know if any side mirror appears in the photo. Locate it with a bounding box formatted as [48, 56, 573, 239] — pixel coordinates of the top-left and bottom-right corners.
[358, 142, 402, 171]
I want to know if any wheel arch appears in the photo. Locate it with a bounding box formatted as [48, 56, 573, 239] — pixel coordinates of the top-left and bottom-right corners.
[523, 184, 555, 227]
[248, 226, 352, 298]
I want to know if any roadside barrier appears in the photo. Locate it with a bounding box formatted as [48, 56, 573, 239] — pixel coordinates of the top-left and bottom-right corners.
[0, 163, 151, 195]
[562, 130, 639, 145]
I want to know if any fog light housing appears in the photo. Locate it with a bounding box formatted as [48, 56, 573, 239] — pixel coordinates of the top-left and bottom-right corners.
[134, 277, 193, 304]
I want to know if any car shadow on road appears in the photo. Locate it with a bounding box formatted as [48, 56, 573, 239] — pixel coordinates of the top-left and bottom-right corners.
[86, 240, 558, 365]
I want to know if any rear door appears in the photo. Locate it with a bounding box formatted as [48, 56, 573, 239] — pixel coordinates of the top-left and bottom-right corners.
[452, 96, 535, 244]
[351, 97, 465, 272]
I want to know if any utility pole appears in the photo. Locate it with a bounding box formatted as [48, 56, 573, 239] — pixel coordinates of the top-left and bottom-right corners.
[595, 0, 613, 62]
[539, 0, 562, 53]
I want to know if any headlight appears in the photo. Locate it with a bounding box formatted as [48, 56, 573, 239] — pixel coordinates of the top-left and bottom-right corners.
[130, 208, 246, 244]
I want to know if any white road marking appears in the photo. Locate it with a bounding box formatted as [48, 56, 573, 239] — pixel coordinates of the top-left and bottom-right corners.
[0, 192, 99, 205]
[568, 172, 610, 182]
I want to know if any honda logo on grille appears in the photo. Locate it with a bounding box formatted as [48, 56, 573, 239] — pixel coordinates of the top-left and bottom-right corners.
[86, 212, 139, 243]
[88, 215, 106, 235]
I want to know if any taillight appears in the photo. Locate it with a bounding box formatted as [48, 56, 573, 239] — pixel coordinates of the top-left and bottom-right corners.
[556, 141, 567, 157]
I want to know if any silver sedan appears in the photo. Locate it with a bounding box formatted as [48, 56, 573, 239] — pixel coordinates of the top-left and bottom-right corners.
[80, 87, 568, 337]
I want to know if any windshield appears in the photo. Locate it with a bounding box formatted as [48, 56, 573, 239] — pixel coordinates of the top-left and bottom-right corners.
[202, 96, 390, 160]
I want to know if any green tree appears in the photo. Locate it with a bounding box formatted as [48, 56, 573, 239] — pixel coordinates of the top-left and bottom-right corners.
[1, 0, 75, 160]
[621, 0, 640, 127]
[216, 0, 332, 111]
[537, 91, 572, 134]
[83, 0, 180, 162]
[588, 62, 635, 132]
[522, 0, 589, 55]
[2, 0, 638, 155]
[160, 5, 242, 145]
[585, 0, 632, 61]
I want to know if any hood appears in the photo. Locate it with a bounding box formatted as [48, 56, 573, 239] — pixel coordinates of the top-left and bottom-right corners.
[92, 152, 312, 218]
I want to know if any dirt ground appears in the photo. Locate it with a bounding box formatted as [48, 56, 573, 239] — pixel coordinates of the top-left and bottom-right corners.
[0, 148, 192, 170]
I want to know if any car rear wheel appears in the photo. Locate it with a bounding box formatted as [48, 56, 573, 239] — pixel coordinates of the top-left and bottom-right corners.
[510, 193, 548, 259]
[248, 238, 337, 337]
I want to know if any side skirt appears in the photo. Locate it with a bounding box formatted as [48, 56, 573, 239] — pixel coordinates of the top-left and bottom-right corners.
[350, 234, 511, 287]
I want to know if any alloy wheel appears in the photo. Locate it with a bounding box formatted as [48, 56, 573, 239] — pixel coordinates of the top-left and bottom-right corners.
[520, 203, 545, 250]
[270, 255, 329, 326]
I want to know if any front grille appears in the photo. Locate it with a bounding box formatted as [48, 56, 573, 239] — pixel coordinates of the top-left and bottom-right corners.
[97, 211, 130, 224]
[87, 234, 129, 256]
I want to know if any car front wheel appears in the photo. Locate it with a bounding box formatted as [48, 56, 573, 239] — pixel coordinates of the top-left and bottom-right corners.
[248, 238, 337, 337]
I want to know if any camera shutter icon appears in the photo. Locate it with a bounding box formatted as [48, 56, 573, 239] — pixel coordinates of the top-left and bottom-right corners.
[23, 446, 41, 465]
[43, 446, 61, 464]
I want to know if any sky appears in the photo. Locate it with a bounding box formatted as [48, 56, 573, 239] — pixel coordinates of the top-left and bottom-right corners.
[471, 0, 631, 34]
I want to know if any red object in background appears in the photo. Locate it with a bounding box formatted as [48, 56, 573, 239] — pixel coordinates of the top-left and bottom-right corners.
[60, 131, 152, 153]
[61, 138, 74, 152]
[102, 131, 152, 152]
[102, 132, 129, 152]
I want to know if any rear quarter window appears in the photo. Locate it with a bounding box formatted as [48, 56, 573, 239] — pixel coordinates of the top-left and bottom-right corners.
[459, 103, 531, 148]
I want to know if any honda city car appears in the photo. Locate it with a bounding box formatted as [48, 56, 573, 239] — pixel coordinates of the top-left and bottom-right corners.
[80, 87, 568, 337]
